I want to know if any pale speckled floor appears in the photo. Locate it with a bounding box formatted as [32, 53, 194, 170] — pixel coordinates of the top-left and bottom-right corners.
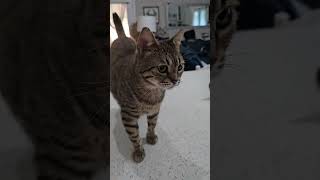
[110, 67, 210, 180]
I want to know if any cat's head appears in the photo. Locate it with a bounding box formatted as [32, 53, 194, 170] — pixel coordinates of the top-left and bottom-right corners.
[136, 28, 185, 90]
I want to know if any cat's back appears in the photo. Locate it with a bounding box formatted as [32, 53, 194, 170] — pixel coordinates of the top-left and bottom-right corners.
[110, 36, 139, 105]
[110, 36, 137, 82]
[111, 36, 136, 62]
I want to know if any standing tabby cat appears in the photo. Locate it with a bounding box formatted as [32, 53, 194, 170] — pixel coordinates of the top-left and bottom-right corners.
[111, 13, 184, 163]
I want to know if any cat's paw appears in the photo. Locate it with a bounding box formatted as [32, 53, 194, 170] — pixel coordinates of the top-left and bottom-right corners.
[146, 133, 158, 145]
[132, 148, 145, 163]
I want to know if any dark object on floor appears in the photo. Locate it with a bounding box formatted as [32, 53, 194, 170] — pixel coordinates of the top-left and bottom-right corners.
[184, 30, 196, 41]
[181, 42, 204, 71]
[180, 29, 210, 71]
[181, 39, 210, 71]
[237, 0, 300, 30]
[299, 0, 320, 9]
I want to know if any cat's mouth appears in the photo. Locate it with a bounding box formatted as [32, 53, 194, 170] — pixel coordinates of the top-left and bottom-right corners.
[160, 80, 180, 89]
[159, 82, 174, 89]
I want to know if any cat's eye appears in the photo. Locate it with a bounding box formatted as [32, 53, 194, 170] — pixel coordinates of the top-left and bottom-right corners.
[178, 64, 183, 71]
[158, 65, 168, 73]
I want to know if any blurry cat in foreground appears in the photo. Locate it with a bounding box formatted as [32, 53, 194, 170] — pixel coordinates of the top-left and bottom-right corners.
[0, 0, 108, 179]
[111, 13, 184, 163]
[211, 0, 239, 79]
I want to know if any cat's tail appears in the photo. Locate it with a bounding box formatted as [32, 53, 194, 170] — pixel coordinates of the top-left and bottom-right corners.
[113, 13, 126, 38]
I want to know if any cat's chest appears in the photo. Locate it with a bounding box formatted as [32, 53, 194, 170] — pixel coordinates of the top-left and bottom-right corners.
[133, 88, 165, 108]
[139, 103, 161, 114]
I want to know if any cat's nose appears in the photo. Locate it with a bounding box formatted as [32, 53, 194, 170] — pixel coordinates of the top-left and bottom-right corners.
[171, 79, 179, 85]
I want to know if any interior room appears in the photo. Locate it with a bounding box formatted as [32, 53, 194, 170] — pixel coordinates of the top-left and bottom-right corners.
[110, 0, 210, 71]
[110, 0, 210, 179]
[2, 0, 320, 179]
[0, 0, 210, 179]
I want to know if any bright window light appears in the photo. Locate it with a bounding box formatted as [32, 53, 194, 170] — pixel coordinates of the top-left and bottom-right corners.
[110, 3, 131, 44]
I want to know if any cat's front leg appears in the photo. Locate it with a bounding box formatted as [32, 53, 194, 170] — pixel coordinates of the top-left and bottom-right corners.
[121, 109, 145, 163]
[146, 111, 159, 145]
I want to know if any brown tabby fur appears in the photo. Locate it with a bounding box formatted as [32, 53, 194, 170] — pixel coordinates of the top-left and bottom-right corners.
[111, 13, 184, 163]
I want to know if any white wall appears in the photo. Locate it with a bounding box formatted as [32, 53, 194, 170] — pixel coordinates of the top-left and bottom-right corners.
[135, 0, 210, 39]
[111, 0, 136, 24]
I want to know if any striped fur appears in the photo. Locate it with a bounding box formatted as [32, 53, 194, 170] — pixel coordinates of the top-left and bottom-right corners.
[211, 0, 239, 74]
[28, 123, 107, 180]
[0, 0, 108, 179]
[111, 13, 184, 163]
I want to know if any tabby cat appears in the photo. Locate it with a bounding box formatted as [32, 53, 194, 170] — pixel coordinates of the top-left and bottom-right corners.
[211, 0, 239, 77]
[111, 13, 184, 163]
[0, 0, 108, 179]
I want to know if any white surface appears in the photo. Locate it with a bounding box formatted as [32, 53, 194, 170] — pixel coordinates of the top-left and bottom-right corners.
[137, 16, 157, 32]
[213, 10, 320, 179]
[110, 67, 210, 180]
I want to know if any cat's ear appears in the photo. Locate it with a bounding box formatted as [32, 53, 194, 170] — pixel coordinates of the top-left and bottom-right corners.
[137, 27, 159, 50]
[129, 22, 139, 42]
[171, 30, 185, 51]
